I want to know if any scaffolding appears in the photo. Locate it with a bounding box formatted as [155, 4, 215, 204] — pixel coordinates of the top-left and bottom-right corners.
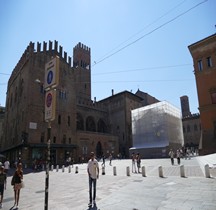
[131, 101, 184, 157]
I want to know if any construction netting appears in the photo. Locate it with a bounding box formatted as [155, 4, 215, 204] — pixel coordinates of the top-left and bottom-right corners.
[131, 101, 184, 149]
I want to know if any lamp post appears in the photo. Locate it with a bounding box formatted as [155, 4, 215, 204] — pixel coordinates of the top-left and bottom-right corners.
[36, 56, 59, 210]
[44, 56, 59, 210]
[45, 121, 51, 210]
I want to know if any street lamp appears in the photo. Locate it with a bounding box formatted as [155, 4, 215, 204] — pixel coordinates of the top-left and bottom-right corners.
[36, 56, 59, 210]
[35, 78, 52, 210]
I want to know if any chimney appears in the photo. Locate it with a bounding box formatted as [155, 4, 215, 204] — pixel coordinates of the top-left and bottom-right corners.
[112, 89, 114, 96]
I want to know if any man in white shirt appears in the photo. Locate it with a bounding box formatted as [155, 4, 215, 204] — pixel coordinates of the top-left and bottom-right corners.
[87, 152, 99, 207]
[4, 160, 10, 174]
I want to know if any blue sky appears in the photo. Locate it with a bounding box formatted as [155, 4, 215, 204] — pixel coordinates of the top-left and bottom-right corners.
[0, 0, 215, 114]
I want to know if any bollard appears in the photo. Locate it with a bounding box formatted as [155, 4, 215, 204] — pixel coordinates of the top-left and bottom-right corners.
[142, 166, 146, 177]
[102, 166, 105, 175]
[158, 166, 163, 178]
[180, 165, 185, 177]
[204, 164, 210, 178]
[113, 166, 117, 176]
[51, 165, 54, 171]
[68, 165, 71, 173]
[56, 165, 59, 172]
[75, 166, 78, 174]
[126, 166, 130, 176]
[62, 165, 65, 172]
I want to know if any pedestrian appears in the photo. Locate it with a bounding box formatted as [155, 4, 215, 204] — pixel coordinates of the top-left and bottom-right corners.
[131, 152, 137, 173]
[101, 155, 105, 167]
[12, 163, 23, 209]
[87, 152, 99, 208]
[4, 159, 10, 175]
[176, 149, 181, 165]
[0, 166, 6, 208]
[168, 149, 174, 165]
[136, 153, 141, 173]
[109, 154, 112, 166]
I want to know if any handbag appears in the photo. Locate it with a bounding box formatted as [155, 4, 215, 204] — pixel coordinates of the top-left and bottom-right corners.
[21, 180, 25, 188]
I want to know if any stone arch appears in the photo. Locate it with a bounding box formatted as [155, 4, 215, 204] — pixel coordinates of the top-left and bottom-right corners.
[86, 116, 96, 132]
[76, 113, 84, 130]
[97, 119, 107, 133]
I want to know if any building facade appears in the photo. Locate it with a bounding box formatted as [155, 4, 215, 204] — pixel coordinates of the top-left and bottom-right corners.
[180, 95, 201, 150]
[0, 106, 5, 152]
[1, 41, 159, 166]
[188, 34, 216, 154]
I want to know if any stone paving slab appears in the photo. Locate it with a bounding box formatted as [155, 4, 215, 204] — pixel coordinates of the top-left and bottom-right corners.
[2, 156, 216, 210]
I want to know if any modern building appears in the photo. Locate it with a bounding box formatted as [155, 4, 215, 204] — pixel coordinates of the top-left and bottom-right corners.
[188, 34, 216, 155]
[130, 101, 184, 158]
[180, 95, 201, 150]
[1, 41, 159, 166]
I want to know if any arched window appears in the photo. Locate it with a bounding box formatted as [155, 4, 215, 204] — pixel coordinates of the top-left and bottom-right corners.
[194, 124, 198, 131]
[76, 113, 84, 130]
[86, 116, 96, 132]
[97, 119, 107, 133]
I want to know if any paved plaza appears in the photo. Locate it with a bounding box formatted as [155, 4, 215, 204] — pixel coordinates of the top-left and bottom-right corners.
[2, 154, 216, 210]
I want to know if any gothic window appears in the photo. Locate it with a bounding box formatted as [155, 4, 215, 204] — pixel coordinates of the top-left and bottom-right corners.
[97, 119, 107, 133]
[194, 124, 198, 131]
[86, 116, 96, 132]
[76, 113, 84, 130]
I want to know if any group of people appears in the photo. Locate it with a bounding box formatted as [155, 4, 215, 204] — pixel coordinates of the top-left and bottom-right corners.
[168, 149, 182, 165]
[0, 160, 23, 209]
[131, 152, 141, 173]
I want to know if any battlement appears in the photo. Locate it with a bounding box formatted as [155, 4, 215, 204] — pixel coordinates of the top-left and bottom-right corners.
[74, 42, 90, 52]
[76, 96, 107, 112]
[8, 40, 87, 85]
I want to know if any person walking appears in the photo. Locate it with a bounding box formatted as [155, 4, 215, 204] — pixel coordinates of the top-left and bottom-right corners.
[176, 149, 181, 165]
[0, 166, 6, 208]
[131, 153, 137, 173]
[168, 149, 175, 165]
[87, 152, 99, 207]
[12, 163, 23, 209]
[109, 154, 112, 166]
[136, 153, 141, 173]
[101, 155, 105, 167]
[4, 159, 10, 175]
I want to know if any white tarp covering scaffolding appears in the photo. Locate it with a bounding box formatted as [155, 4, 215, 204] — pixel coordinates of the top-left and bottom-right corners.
[131, 101, 184, 150]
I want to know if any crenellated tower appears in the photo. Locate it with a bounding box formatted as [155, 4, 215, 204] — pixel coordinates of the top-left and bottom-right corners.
[73, 42, 91, 99]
